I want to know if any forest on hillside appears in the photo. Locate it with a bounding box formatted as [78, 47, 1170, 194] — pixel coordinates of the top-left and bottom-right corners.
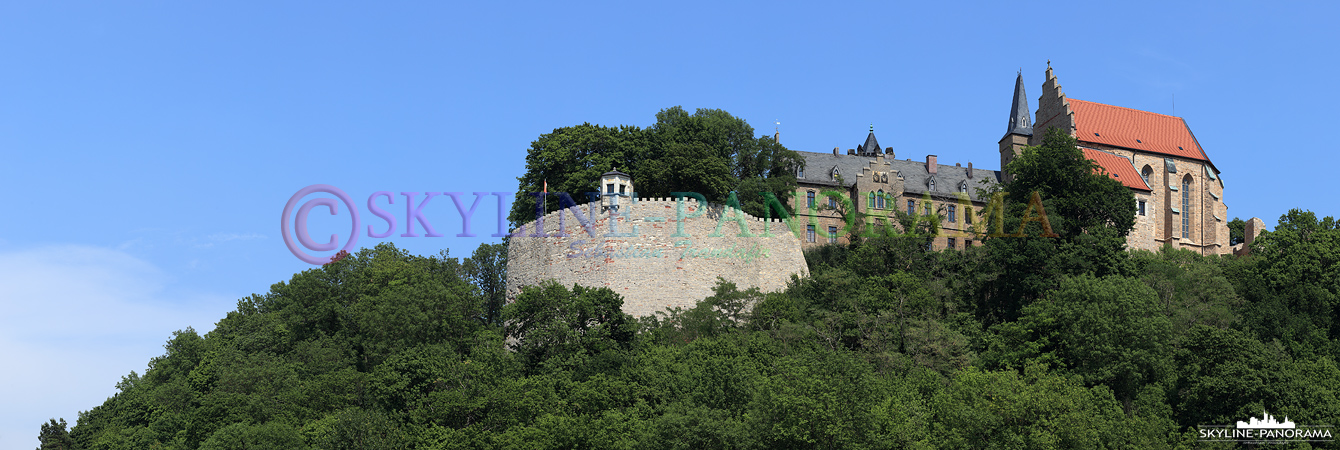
[38, 207, 1340, 449]
[36, 124, 1340, 449]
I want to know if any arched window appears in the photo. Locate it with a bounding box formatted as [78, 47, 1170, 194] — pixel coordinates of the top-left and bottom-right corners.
[1181, 175, 1192, 238]
[960, 182, 968, 193]
[1142, 165, 1153, 186]
[877, 190, 886, 209]
[867, 192, 875, 208]
[929, 178, 936, 191]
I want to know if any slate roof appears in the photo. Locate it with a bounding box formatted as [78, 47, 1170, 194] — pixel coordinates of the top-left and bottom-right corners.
[857, 131, 882, 156]
[796, 151, 1002, 202]
[1069, 99, 1210, 162]
[1082, 147, 1152, 191]
[1008, 72, 1034, 136]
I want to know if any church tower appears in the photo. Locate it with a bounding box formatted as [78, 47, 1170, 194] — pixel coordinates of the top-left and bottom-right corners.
[999, 71, 1033, 183]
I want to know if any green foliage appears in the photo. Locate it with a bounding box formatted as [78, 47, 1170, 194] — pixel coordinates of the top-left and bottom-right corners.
[56, 204, 1340, 449]
[1227, 216, 1246, 245]
[37, 418, 76, 450]
[507, 107, 802, 229]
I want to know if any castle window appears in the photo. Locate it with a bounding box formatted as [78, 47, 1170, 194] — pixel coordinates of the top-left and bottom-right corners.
[619, 185, 626, 194]
[828, 226, 838, 243]
[929, 178, 936, 191]
[966, 239, 973, 248]
[607, 183, 615, 194]
[924, 202, 932, 216]
[947, 237, 956, 249]
[807, 191, 815, 210]
[948, 205, 957, 223]
[877, 190, 885, 209]
[960, 182, 968, 193]
[807, 225, 816, 243]
[1141, 165, 1153, 186]
[1182, 176, 1191, 238]
[828, 196, 837, 209]
[1138, 200, 1146, 216]
[867, 192, 875, 208]
[966, 209, 972, 224]
[908, 200, 915, 215]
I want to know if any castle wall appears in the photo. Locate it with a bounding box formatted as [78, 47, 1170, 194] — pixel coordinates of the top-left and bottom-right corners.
[506, 197, 810, 318]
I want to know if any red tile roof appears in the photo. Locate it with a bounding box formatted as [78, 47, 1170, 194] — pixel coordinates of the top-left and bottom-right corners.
[1082, 147, 1151, 191]
[1069, 98, 1209, 162]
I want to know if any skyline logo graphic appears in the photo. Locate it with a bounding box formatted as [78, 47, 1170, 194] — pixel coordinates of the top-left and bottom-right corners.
[1199, 408, 1332, 444]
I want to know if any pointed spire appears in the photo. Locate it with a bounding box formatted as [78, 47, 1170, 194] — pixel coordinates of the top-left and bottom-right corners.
[858, 126, 881, 156]
[1008, 71, 1033, 136]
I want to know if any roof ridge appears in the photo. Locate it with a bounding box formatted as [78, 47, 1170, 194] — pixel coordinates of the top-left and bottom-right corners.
[1068, 98, 1180, 119]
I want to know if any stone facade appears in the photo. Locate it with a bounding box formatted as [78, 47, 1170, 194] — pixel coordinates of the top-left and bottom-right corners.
[793, 137, 1002, 252]
[1025, 63, 1234, 255]
[506, 196, 809, 318]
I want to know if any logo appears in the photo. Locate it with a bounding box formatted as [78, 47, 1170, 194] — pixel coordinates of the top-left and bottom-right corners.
[1199, 410, 1333, 445]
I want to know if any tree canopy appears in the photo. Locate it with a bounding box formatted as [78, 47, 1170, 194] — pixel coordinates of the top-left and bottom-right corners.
[507, 107, 802, 229]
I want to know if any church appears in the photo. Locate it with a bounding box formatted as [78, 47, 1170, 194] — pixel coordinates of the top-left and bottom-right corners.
[792, 63, 1233, 255]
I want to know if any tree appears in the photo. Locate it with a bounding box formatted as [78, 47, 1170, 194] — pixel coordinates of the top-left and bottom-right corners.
[984, 274, 1173, 415]
[978, 127, 1138, 323]
[1227, 217, 1246, 245]
[507, 123, 646, 229]
[508, 107, 802, 229]
[36, 418, 75, 450]
[503, 281, 635, 372]
[464, 242, 508, 327]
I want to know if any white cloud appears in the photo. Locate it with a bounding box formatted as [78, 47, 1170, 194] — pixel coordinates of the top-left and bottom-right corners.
[0, 245, 234, 450]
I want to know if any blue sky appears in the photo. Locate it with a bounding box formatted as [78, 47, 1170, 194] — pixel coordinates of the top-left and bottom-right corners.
[1, 1, 1336, 447]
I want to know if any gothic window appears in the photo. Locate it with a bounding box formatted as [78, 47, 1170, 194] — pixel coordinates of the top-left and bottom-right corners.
[960, 182, 968, 193]
[1141, 165, 1153, 186]
[1181, 176, 1192, 238]
[867, 192, 875, 208]
[877, 190, 885, 209]
[929, 178, 936, 191]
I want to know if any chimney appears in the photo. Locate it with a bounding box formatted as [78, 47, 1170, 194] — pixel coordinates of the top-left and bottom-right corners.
[833, 147, 839, 156]
[847, 149, 856, 155]
[926, 155, 937, 174]
[968, 162, 974, 178]
[885, 147, 894, 158]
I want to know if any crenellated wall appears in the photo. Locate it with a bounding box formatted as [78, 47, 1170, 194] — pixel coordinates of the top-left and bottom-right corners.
[505, 197, 809, 318]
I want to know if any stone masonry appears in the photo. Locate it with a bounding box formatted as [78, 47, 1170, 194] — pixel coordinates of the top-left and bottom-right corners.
[506, 196, 810, 318]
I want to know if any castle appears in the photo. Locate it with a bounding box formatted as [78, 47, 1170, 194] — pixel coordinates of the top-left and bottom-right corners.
[505, 170, 810, 317]
[508, 64, 1248, 317]
[794, 63, 1235, 255]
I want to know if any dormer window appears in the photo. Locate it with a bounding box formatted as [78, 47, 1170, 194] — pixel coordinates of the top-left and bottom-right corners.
[830, 167, 839, 180]
[928, 178, 936, 192]
[798, 167, 804, 178]
[959, 182, 968, 193]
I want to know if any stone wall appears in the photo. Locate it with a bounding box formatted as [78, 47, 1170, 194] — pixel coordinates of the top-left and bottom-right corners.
[506, 197, 810, 318]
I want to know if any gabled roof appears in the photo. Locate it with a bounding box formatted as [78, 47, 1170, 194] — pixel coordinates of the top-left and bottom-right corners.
[1069, 98, 1209, 162]
[1082, 147, 1151, 191]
